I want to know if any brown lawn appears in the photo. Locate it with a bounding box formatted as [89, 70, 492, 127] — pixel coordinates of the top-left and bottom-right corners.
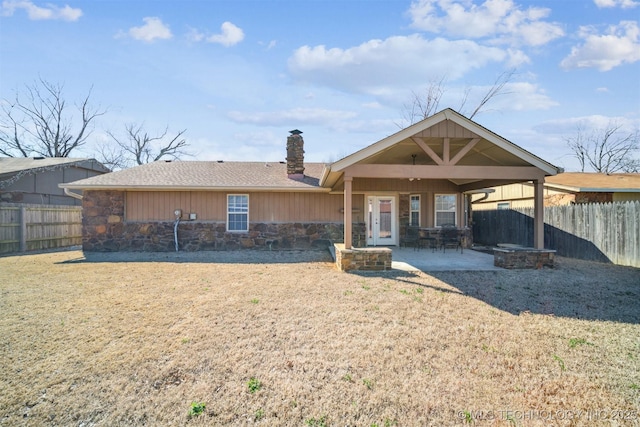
[0, 250, 639, 426]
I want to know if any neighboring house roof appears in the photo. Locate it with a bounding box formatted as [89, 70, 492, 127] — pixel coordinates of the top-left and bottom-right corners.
[0, 157, 110, 189]
[60, 161, 328, 192]
[0, 157, 109, 176]
[321, 108, 561, 187]
[544, 172, 640, 193]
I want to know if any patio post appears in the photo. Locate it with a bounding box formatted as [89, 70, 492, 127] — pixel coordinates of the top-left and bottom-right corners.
[344, 176, 353, 249]
[533, 179, 544, 249]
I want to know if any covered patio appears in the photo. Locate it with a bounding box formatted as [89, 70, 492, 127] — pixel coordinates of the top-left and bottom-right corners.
[319, 109, 561, 271]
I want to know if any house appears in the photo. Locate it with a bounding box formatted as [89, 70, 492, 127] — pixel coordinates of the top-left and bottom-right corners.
[60, 109, 561, 270]
[472, 172, 640, 210]
[0, 157, 110, 206]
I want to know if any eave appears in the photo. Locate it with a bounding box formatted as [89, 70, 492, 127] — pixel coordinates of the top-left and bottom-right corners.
[58, 183, 330, 193]
[544, 183, 640, 193]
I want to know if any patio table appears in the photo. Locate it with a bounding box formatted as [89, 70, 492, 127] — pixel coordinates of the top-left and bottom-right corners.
[419, 228, 439, 252]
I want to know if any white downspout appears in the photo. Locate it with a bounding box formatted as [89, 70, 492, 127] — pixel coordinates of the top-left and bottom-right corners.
[173, 209, 182, 252]
[64, 188, 83, 200]
[174, 215, 180, 252]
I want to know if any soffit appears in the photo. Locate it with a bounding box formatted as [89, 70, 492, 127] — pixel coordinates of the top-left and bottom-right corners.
[359, 137, 531, 167]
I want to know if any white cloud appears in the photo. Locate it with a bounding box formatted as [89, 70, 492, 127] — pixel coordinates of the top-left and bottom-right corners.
[560, 21, 640, 71]
[485, 82, 559, 112]
[288, 34, 508, 96]
[186, 27, 205, 42]
[227, 108, 358, 126]
[534, 115, 639, 134]
[594, 0, 639, 8]
[362, 101, 384, 109]
[259, 40, 277, 50]
[596, 87, 610, 93]
[1, 0, 82, 21]
[505, 48, 530, 67]
[126, 17, 172, 42]
[408, 0, 564, 47]
[207, 21, 244, 47]
[445, 81, 558, 118]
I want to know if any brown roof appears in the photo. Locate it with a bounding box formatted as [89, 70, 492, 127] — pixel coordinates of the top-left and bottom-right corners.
[60, 160, 327, 191]
[545, 172, 640, 192]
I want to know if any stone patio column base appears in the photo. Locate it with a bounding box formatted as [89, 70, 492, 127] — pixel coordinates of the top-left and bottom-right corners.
[334, 243, 392, 271]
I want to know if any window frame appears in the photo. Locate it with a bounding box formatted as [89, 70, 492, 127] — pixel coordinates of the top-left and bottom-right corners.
[227, 194, 249, 232]
[409, 194, 421, 227]
[434, 193, 457, 227]
[497, 202, 511, 210]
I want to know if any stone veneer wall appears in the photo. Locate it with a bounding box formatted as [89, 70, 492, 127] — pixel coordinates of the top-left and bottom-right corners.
[286, 133, 305, 176]
[575, 192, 613, 204]
[83, 190, 125, 251]
[82, 190, 368, 252]
[494, 248, 556, 269]
[334, 244, 392, 271]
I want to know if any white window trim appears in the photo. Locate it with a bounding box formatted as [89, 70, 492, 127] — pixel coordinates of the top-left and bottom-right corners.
[434, 193, 457, 227]
[410, 194, 420, 227]
[227, 194, 249, 232]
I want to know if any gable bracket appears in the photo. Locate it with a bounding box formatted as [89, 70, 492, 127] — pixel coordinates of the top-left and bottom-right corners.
[448, 138, 480, 165]
[411, 137, 443, 165]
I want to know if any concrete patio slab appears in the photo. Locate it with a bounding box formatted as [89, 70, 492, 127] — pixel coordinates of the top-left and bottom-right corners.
[391, 246, 503, 272]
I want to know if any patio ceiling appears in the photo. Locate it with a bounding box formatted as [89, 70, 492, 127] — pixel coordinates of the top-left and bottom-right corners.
[356, 137, 532, 167]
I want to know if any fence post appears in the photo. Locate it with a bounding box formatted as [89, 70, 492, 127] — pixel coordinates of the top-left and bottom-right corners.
[19, 206, 27, 252]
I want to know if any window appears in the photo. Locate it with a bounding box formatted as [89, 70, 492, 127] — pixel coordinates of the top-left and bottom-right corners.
[435, 194, 457, 227]
[497, 202, 511, 210]
[410, 195, 420, 226]
[227, 194, 248, 232]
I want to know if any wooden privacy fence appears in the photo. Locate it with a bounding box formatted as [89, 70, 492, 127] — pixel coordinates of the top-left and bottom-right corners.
[0, 203, 82, 254]
[473, 201, 640, 268]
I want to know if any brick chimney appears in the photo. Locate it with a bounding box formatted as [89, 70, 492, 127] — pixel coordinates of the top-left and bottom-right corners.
[286, 129, 305, 179]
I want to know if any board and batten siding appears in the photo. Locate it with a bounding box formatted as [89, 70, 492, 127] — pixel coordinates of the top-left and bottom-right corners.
[125, 191, 344, 223]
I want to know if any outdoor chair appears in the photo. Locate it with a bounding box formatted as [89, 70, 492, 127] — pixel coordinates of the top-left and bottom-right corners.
[402, 226, 422, 250]
[419, 229, 438, 252]
[440, 225, 462, 253]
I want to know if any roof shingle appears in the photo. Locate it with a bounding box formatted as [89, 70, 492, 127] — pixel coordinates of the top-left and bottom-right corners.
[60, 161, 327, 191]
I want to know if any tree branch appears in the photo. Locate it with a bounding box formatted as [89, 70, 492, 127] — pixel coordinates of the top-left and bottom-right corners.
[0, 78, 106, 158]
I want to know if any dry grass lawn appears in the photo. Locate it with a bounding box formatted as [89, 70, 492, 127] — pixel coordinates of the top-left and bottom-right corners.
[1, 249, 639, 426]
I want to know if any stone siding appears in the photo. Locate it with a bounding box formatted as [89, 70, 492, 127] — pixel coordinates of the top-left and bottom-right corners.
[494, 248, 556, 269]
[85, 219, 346, 252]
[575, 192, 613, 204]
[286, 133, 305, 177]
[334, 244, 392, 271]
[82, 190, 370, 252]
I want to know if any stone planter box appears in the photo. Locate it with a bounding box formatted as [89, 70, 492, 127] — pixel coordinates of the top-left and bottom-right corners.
[494, 246, 556, 269]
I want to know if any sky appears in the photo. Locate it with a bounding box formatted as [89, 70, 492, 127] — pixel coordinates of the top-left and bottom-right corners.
[1, 0, 639, 172]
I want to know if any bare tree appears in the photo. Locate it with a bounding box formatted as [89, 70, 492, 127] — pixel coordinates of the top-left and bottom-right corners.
[464, 69, 515, 120]
[401, 69, 516, 126]
[0, 78, 106, 157]
[104, 123, 189, 169]
[566, 122, 640, 173]
[401, 76, 446, 125]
